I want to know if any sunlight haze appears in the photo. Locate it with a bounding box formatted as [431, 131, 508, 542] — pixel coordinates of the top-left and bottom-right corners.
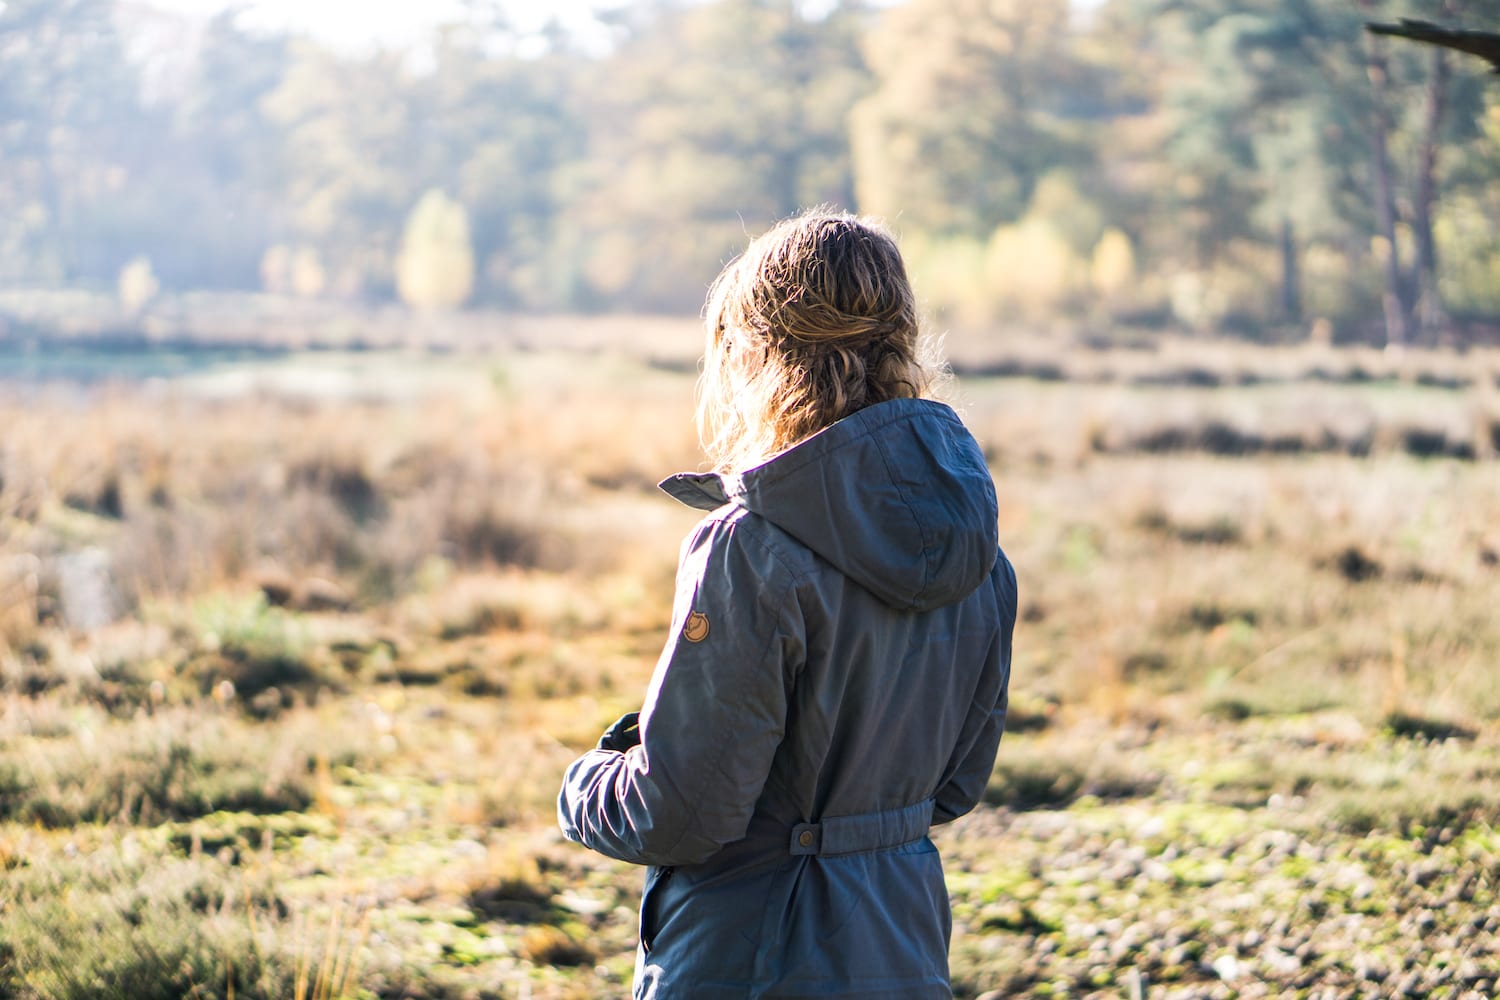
[141, 0, 624, 52]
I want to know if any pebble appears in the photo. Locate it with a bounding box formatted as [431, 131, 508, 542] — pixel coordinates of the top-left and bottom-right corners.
[1212, 954, 1242, 981]
[1261, 945, 1302, 975]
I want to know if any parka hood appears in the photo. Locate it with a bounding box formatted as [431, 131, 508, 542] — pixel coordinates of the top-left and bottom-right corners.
[660, 398, 999, 612]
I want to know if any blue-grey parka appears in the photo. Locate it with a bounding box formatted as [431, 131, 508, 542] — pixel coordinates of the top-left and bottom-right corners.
[558, 397, 1018, 999]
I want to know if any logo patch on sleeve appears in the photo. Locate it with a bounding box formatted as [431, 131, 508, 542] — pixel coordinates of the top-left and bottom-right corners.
[682, 610, 710, 643]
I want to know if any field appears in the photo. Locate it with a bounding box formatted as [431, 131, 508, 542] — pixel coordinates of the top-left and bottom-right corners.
[2, 323, 1499, 999]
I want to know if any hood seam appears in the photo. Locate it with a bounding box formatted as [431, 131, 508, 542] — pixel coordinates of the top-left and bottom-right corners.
[868, 430, 933, 610]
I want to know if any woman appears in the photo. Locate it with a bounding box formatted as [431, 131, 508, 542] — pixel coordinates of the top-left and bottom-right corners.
[558, 209, 1017, 999]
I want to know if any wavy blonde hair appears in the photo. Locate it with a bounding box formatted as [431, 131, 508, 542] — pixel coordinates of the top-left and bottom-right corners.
[697, 209, 941, 473]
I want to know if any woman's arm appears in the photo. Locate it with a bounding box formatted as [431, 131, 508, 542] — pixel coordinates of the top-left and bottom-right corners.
[558, 514, 801, 867]
[932, 553, 1017, 825]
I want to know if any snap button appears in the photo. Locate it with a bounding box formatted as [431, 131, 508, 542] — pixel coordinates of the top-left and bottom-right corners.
[797, 830, 814, 848]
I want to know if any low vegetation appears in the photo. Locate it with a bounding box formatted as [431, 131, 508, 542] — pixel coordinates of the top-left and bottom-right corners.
[2, 332, 1497, 998]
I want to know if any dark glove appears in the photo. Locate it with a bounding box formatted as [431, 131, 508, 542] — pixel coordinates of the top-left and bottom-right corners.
[597, 711, 641, 752]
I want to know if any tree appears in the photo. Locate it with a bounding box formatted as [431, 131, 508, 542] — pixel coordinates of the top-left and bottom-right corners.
[563, 0, 873, 311]
[850, 0, 1098, 240]
[151, 12, 293, 290]
[395, 189, 476, 309]
[1366, 18, 1500, 73]
[0, 0, 145, 284]
[261, 43, 420, 298]
[117, 255, 159, 314]
[1115, 0, 1488, 343]
[407, 26, 587, 309]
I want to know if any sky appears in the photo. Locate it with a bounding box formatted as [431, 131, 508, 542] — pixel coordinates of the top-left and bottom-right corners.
[142, 0, 628, 54]
[139, 0, 1104, 59]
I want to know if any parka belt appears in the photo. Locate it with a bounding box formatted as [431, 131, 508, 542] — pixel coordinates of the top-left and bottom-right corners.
[788, 798, 934, 857]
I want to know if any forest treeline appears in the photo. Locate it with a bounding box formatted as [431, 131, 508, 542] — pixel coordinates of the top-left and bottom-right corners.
[2, 0, 1499, 344]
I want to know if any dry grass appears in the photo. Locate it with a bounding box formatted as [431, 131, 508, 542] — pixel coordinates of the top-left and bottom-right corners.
[3, 331, 1500, 998]
[0, 352, 699, 629]
[944, 329, 1500, 390]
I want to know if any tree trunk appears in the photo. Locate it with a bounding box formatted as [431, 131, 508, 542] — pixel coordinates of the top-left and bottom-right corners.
[1413, 47, 1450, 344]
[1364, 30, 1409, 350]
[1279, 217, 1301, 326]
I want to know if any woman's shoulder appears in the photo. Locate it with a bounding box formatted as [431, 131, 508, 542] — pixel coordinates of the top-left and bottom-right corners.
[684, 504, 823, 586]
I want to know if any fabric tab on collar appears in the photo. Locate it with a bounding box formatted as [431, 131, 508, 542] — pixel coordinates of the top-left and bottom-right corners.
[659, 472, 741, 511]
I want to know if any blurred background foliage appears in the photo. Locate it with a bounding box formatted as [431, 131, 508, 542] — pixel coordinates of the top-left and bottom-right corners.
[1, 0, 1498, 343]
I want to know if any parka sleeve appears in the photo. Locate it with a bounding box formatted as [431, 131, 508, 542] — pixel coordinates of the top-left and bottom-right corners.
[557, 514, 800, 867]
[932, 552, 1017, 825]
